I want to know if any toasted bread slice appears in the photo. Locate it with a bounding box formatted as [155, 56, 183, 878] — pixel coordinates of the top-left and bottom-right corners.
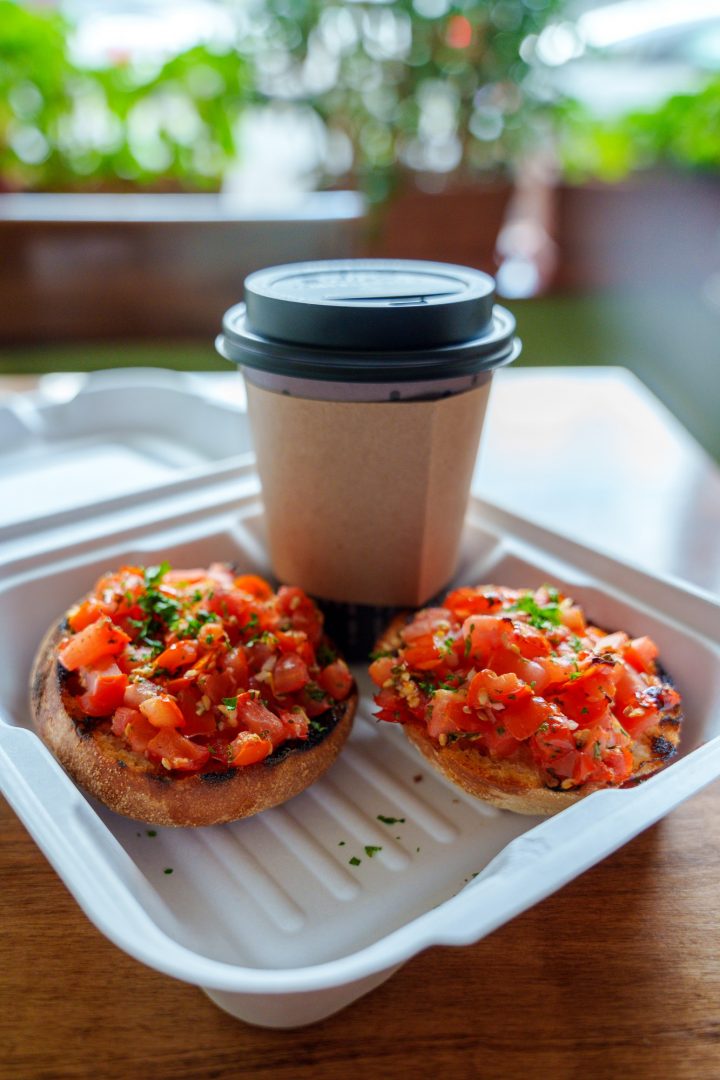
[375, 614, 681, 816]
[31, 617, 356, 828]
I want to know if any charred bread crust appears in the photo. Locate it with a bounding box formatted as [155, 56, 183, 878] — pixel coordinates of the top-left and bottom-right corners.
[375, 615, 682, 817]
[30, 616, 356, 828]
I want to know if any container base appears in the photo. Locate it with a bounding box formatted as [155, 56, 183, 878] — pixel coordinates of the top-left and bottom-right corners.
[202, 965, 401, 1028]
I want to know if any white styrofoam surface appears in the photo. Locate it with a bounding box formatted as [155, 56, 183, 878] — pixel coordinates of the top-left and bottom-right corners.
[0, 368, 253, 533]
[2, 368, 720, 1028]
[1, 488, 719, 1027]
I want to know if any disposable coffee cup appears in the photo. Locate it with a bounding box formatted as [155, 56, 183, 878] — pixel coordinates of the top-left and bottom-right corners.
[217, 259, 519, 649]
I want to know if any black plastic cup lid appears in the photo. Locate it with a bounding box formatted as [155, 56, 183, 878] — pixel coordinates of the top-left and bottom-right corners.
[217, 258, 519, 383]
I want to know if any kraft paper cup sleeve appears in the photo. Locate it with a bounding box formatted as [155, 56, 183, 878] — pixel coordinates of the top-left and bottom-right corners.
[246, 380, 491, 608]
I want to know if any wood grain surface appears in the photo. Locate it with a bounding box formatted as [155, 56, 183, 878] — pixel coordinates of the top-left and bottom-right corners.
[3, 782, 720, 1080]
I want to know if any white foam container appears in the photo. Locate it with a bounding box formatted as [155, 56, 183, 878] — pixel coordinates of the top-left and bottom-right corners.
[1, 370, 719, 1028]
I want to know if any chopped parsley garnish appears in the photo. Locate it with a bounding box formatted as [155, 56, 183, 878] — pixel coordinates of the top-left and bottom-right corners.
[179, 609, 216, 639]
[222, 696, 238, 710]
[364, 845, 382, 858]
[317, 643, 337, 666]
[377, 815, 405, 825]
[146, 829, 157, 837]
[163, 867, 174, 875]
[369, 648, 395, 661]
[305, 684, 326, 702]
[127, 563, 183, 652]
[438, 635, 456, 658]
[349, 856, 361, 866]
[508, 592, 562, 630]
[417, 679, 438, 696]
[144, 561, 170, 587]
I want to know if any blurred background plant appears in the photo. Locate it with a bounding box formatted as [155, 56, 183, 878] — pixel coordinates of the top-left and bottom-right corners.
[5, 0, 720, 197]
[1, 0, 569, 198]
[239, 0, 565, 204]
[0, 0, 252, 191]
[6, 0, 720, 194]
[558, 76, 720, 182]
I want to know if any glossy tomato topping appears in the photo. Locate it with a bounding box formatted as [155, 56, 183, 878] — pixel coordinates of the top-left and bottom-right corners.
[59, 563, 354, 775]
[369, 584, 681, 792]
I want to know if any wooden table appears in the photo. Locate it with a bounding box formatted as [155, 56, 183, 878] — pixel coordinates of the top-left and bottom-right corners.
[2, 368, 719, 1079]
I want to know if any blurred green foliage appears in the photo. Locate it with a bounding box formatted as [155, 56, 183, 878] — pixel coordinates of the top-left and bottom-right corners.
[0, 0, 251, 190]
[1, 0, 564, 196]
[250, 0, 564, 202]
[4, 0, 720, 197]
[559, 77, 720, 183]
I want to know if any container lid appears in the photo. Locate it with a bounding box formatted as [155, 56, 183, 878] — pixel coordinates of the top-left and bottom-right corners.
[218, 259, 519, 383]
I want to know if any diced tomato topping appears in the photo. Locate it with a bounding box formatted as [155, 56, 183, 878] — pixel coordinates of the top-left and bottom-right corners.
[560, 605, 586, 634]
[111, 706, 142, 739]
[279, 707, 310, 741]
[162, 568, 208, 585]
[508, 622, 551, 659]
[194, 670, 234, 707]
[207, 588, 250, 625]
[223, 646, 250, 690]
[273, 653, 310, 695]
[502, 696, 555, 741]
[427, 690, 472, 738]
[139, 694, 186, 729]
[300, 686, 332, 717]
[370, 581, 675, 796]
[122, 678, 157, 710]
[551, 663, 621, 725]
[445, 587, 504, 619]
[276, 586, 323, 645]
[595, 631, 629, 653]
[196, 622, 227, 650]
[77, 659, 128, 717]
[228, 730, 273, 766]
[276, 630, 314, 666]
[369, 655, 396, 687]
[403, 634, 443, 671]
[60, 563, 348, 779]
[234, 574, 273, 600]
[153, 640, 199, 673]
[236, 693, 286, 746]
[403, 609, 452, 642]
[124, 712, 158, 754]
[58, 617, 130, 671]
[376, 705, 412, 725]
[172, 684, 217, 737]
[244, 639, 278, 674]
[68, 598, 114, 632]
[318, 659, 353, 701]
[479, 721, 519, 759]
[146, 728, 210, 771]
[467, 670, 530, 707]
[613, 662, 646, 713]
[624, 636, 659, 674]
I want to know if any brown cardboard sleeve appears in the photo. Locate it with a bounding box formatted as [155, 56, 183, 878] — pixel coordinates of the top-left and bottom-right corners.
[245, 380, 492, 607]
